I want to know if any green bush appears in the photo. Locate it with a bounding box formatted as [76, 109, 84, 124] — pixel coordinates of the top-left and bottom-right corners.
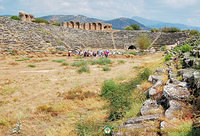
[151, 28, 159, 32]
[10, 16, 21, 20]
[28, 64, 36, 68]
[180, 44, 192, 53]
[102, 66, 111, 71]
[159, 46, 166, 50]
[53, 22, 60, 26]
[72, 60, 87, 67]
[165, 54, 173, 61]
[190, 30, 200, 36]
[88, 58, 111, 65]
[118, 60, 126, 64]
[52, 59, 65, 63]
[77, 65, 90, 74]
[161, 27, 181, 33]
[124, 24, 141, 30]
[62, 62, 69, 66]
[101, 68, 150, 121]
[137, 34, 152, 50]
[15, 58, 30, 61]
[33, 18, 49, 24]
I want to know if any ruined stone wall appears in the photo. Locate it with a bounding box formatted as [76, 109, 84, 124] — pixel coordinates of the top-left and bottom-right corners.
[0, 17, 189, 52]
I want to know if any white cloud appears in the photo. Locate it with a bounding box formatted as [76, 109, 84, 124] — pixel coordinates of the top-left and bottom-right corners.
[162, 0, 197, 8]
[18, 0, 145, 19]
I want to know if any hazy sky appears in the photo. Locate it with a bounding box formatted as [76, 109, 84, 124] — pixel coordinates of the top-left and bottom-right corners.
[0, 0, 200, 27]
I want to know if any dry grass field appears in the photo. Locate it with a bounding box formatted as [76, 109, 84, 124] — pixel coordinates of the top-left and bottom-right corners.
[0, 52, 164, 136]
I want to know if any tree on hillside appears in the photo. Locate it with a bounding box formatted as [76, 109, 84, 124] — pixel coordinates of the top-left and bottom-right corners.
[124, 24, 141, 30]
[10, 16, 21, 20]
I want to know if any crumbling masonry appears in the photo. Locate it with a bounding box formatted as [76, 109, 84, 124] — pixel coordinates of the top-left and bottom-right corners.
[19, 12, 34, 22]
[62, 21, 112, 31]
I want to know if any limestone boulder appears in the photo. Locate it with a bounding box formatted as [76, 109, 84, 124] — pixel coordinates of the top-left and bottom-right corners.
[148, 75, 163, 83]
[165, 100, 182, 119]
[140, 99, 164, 116]
[163, 83, 190, 101]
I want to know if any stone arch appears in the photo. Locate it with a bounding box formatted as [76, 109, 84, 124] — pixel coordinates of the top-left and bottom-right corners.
[25, 14, 29, 21]
[69, 21, 74, 28]
[128, 45, 137, 50]
[97, 23, 102, 31]
[92, 23, 97, 31]
[75, 22, 80, 29]
[89, 23, 91, 30]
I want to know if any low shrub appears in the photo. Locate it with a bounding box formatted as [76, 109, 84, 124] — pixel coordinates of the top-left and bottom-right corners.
[52, 59, 65, 63]
[165, 54, 173, 61]
[53, 22, 60, 26]
[180, 44, 192, 53]
[190, 30, 200, 36]
[62, 62, 69, 66]
[100, 68, 151, 121]
[151, 28, 159, 32]
[65, 88, 95, 100]
[28, 64, 36, 68]
[118, 60, 126, 64]
[33, 18, 49, 24]
[159, 46, 166, 50]
[77, 65, 90, 74]
[137, 34, 152, 50]
[71, 60, 87, 67]
[37, 105, 53, 112]
[102, 66, 111, 71]
[88, 58, 111, 65]
[124, 24, 141, 30]
[10, 16, 21, 20]
[123, 51, 137, 55]
[161, 27, 181, 33]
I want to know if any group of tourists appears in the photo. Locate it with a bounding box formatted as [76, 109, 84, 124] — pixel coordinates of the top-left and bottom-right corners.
[68, 50, 110, 58]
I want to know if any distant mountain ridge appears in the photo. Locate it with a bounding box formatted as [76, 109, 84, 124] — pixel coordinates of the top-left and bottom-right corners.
[40, 15, 149, 30]
[132, 16, 200, 31]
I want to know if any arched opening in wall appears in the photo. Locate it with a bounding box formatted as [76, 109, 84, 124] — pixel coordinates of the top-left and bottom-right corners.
[128, 45, 137, 50]
[104, 26, 108, 30]
[76, 22, 80, 29]
[70, 21, 74, 28]
[98, 23, 102, 30]
[92, 23, 96, 30]
[89, 23, 91, 30]
[83, 24, 86, 30]
[25, 15, 29, 21]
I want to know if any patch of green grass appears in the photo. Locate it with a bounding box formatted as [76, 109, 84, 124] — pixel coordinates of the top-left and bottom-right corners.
[100, 68, 151, 121]
[52, 59, 65, 63]
[15, 58, 30, 61]
[118, 60, 126, 64]
[165, 54, 173, 61]
[0, 100, 10, 105]
[71, 60, 87, 67]
[88, 58, 111, 65]
[133, 66, 139, 69]
[77, 119, 115, 136]
[56, 40, 64, 44]
[124, 51, 137, 55]
[102, 66, 111, 71]
[62, 62, 69, 66]
[77, 65, 90, 74]
[28, 64, 36, 68]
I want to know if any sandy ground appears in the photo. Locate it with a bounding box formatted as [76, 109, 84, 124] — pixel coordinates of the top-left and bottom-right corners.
[0, 52, 163, 135]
